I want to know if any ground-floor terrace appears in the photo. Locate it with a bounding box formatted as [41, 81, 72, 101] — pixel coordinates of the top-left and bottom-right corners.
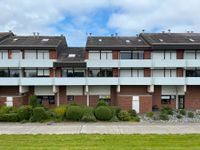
[0, 85, 200, 113]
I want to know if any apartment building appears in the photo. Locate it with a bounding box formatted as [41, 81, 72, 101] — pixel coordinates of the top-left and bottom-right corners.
[0, 31, 200, 113]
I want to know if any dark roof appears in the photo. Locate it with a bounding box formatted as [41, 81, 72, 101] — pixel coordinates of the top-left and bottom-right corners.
[140, 33, 200, 50]
[0, 35, 67, 50]
[86, 36, 151, 50]
[54, 47, 86, 68]
[0, 32, 14, 41]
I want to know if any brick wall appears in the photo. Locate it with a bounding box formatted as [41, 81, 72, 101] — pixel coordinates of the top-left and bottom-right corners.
[140, 95, 152, 113]
[59, 86, 67, 105]
[185, 86, 200, 110]
[89, 96, 99, 107]
[144, 51, 151, 59]
[177, 68, 184, 77]
[85, 51, 89, 59]
[0, 86, 19, 95]
[117, 95, 132, 110]
[112, 51, 119, 59]
[55, 68, 61, 77]
[177, 50, 184, 59]
[144, 68, 151, 77]
[112, 68, 119, 77]
[49, 50, 57, 59]
[0, 97, 6, 106]
[152, 86, 161, 109]
[119, 85, 148, 95]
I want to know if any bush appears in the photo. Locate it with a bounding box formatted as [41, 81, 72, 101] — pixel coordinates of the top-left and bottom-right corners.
[131, 116, 140, 122]
[65, 106, 84, 121]
[17, 106, 32, 121]
[118, 110, 131, 121]
[178, 109, 186, 116]
[96, 100, 107, 107]
[81, 107, 96, 122]
[0, 106, 17, 115]
[188, 112, 194, 118]
[146, 112, 154, 118]
[159, 113, 169, 120]
[176, 114, 182, 119]
[94, 106, 113, 121]
[161, 106, 173, 115]
[110, 106, 121, 116]
[30, 107, 48, 122]
[29, 95, 38, 108]
[53, 106, 67, 119]
[0, 113, 19, 122]
[128, 109, 137, 117]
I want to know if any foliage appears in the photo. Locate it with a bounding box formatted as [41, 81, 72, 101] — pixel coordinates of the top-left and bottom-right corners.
[94, 106, 113, 121]
[176, 114, 182, 119]
[96, 100, 107, 107]
[159, 113, 169, 120]
[53, 106, 67, 119]
[81, 107, 96, 122]
[0, 113, 19, 122]
[17, 106, 32, 121]
[178, 109, 186, 116]
[128, 109, 137, 117]
[28, 95, 38, 108]
[187, 112, 194, 118]
[118, 110, 131, 121]
[146, 112, 154, 118]
[110, 106, 121, 117]
[0, 106, 17, 115]
[131, 116, 140, 122]
[65, 106, 84, 121]
[161, 106, 173, 115]
[30, 107, 48, 122]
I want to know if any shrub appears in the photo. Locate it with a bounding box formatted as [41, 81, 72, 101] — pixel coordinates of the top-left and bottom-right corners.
[118, 110, 131, 121]
[30, 107, 48, 122]
[53, 106, 67, 119]
[94, 106, 113, 121]
[161, 106, 173, 115]
[176, 114, 182, 119]
[178, 109, 186, 116]
[96, 100, 107, 107]
[0, 113, 19, 122]
[81, 107, 96, 122]
[131, 116, 140, 122]
[188, 112, 194, 118]
[65, 106, 84, 121]
[146, 112, 154, 118]
[0, 106, 17, 115]
[17, 106, 32, 121]
[29, 95, 38, 108]
[159, 113, 169, 120]
[110, 106, 121, 116]
[128, 109, 137, 117]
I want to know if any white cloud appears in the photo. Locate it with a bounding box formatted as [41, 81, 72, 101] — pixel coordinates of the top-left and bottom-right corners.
[0, 0, 200, 46]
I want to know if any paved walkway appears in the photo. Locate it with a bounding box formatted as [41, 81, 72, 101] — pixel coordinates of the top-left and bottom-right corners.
[0, 122, 200, 134]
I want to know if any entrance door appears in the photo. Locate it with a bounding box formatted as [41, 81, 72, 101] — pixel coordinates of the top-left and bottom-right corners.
[178, 95, 185, 109]
[132, 96, 139, 113]
[6, 97, 13, 107]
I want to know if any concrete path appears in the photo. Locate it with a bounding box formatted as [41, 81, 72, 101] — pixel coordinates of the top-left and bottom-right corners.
[0, 122, 200, 134]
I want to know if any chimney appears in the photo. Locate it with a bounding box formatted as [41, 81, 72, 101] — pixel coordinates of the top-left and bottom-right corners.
[9, 30, 12, 33]
[162, 31, 165, 34]
[37, 32, 39, 37]
[111, 34, 114, 37]
[168, 29, 171, 33]
[89, 33, 92, 36]
[33, 32, 36, 37]
[142, 29, 145, 34]
[115, 33, 118, 36]
[191, 31, 194, 33]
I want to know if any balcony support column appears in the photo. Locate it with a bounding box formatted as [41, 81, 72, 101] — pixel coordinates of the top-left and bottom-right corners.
[85, 85, 89, 106]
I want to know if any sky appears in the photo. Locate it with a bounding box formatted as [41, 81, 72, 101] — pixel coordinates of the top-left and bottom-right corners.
[0, 0, 200, 46]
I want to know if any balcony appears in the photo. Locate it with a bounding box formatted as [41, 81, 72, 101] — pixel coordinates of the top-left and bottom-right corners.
[186, 77, 200, 85]
[0, 78, 19, 85]
[119, 60, 152, 68]
[86, 60, 119, 68]
[152, 60, 185, 68]
[119, 77, 152, 85]
[54, 78, 86, 85]
[186, 60, 200, 67]
[87, 77, 118, 85]
[153, 77, 185, 85]
[20, 78, 54, 86]
[0, 60, 20, 67]
[20, 60, 54, 67]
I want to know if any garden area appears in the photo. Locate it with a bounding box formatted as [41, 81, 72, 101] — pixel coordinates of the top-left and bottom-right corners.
[0, 96, 140, 123]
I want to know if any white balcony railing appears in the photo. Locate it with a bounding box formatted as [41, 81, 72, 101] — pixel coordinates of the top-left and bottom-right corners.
[0, 77, 200, 86]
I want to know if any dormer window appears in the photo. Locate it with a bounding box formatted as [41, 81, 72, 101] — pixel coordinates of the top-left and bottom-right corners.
[126, 39, 130, 43]
[41, 38, 49, 42]
[12, 38, 18, 42]
[98, 39, 102, 42]
[159, 39, 164, 42]
[68, 54, 76, 58]
[189, 38, 195, 42]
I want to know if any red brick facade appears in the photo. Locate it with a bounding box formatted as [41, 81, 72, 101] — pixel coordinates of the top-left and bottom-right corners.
[112, 51, 119, 59]
[49, 50, 57, 59]
[185, 86, 200, 110]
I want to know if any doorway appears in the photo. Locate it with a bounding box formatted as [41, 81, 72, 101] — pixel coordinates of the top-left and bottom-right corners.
[178, 95, 185, 109]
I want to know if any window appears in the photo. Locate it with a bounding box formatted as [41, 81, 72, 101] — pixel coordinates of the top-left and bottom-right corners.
[153, 69, 176, 77]
[99, 95, 111, 105]
[37, 96, 55, 105]
[120, 51, 144, 59]
[120, 69, 144, 77]
[24, 50, 37, 59]
[37, 69, 50, 77]
[120, 51, 132, 59]
[186, 69, 200, 77]
[67, 95, 74, 101]
[25, 69, 37, 77]
[10, 69, 19, 77]
[89, 51, 112, 60]
[89, 69, 112, 77]
[62, 69, 85, 77]
[0, 69, 9, 77]
[161, 95, 172, 104]
[38, 51, 49, 59]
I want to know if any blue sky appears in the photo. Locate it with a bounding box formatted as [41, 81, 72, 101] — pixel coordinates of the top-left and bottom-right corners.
[1, 0, 200, 46]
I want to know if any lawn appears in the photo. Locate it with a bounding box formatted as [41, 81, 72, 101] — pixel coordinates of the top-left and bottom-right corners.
[0, 134, 200, 150]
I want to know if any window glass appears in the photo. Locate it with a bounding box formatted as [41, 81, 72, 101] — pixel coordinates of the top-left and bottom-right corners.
[67, 95, 74, 101]
[25, 69, 37, 77]
[24, 51, 36, 59]
[161, 95, 171, 104]
[0, 69, 9, 77]
[10, 69, 19, 77]
[132, 52, 138, 59]
[138, 52, 144, 59]
[120, 51, 132, 59]
[12, 51, 21, 59]
[74, 70, 84, 77]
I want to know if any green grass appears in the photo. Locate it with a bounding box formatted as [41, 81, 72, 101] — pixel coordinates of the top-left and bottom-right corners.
[0, 134, 200, 150]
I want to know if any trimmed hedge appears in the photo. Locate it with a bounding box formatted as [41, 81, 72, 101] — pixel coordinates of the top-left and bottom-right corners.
[28, 95, 38, 108]
[81, 107, 96, 122]
[161, 106, 173, 115]
[0, 106, 17, 115]
[30, 107, 48, 122]
[94, 106, 113, 121]
[65, 106, 84, 121]
[0, 113, 19, 122]
[118, 110, 131, 121]
[96, 100, 107, 107]
[128, 109, 137, 117]
[17, 106, 32, 121]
